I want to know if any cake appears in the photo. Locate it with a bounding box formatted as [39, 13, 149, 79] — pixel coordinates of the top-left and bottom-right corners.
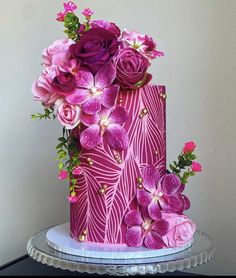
[32, 1, 201, 252]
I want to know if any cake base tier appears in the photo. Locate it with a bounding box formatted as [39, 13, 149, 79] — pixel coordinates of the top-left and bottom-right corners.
[46, 223, 193, 259]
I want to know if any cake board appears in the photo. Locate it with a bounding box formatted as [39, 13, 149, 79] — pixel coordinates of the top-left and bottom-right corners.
[27, 225, 215, 276]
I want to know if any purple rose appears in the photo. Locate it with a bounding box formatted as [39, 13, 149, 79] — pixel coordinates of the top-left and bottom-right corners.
[69, 27, 119, 74]
[113, 48, 152, 90]
[90, 20, 121, 37]
[52, 71, 76, 95]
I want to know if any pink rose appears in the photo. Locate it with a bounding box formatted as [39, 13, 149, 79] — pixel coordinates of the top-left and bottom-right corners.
[113, 48, 152, 89]
[121, 29, 164, 60]
[58, 170, 68, 180]
[191, 162, 202, 172]
[42, 39, 74, 67]
[56, 102, 81, 129]
[32, 66, 60, 107]
[183, 141, 196, 154]
[162, 213, 196, 247]
[90, 20, 121, 37]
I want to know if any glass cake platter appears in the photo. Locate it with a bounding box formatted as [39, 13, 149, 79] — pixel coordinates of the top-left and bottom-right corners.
[26, 224, 215, 276]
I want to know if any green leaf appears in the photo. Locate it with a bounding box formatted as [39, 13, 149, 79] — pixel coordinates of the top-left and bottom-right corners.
[185, 160, 192, 166]
[58, 161, 64, 170]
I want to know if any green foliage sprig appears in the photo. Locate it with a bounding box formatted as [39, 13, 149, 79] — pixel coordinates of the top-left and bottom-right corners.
[31, 107, 55, 121]
[56, 127, 81, 196]
[169, 151, 197, 185]
[64, 13, 80, 41]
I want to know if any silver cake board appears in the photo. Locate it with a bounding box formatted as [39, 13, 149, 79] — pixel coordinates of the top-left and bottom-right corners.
[46, 223, 193, 260]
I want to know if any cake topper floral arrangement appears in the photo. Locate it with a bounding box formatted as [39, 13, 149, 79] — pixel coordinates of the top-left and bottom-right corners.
[31, 1, 202, 249]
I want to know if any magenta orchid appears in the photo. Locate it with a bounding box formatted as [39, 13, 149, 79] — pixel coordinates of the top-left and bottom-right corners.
[124, 209, 169, 249]
[80, 107, 129, 150]
[121, 30, 164, 60]
[66, 62, 119, 115]
[137, 165, 190, 220]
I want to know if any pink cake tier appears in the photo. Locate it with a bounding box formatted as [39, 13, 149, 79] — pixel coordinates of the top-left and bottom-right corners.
[70, 84, 166, 244]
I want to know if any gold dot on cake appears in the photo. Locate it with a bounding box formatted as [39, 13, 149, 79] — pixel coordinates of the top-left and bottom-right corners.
[87, 158, 93, 166]
[79, 234, 86, 242]
[142, 108, 148, 115]
[139, 113, 144, 119]
[118, 98, 123, 104]
[137, 184, 143, 189]
[117, 159, 123, 164]
[155, 150, 159, 155]
[137, 177, 143, 184]
[160, 93, 167, 100]
[98, 188, 106, 195]
[82, 230, 87, 235]
[103, 184, 108, 190]
[114, 154, 119, 159]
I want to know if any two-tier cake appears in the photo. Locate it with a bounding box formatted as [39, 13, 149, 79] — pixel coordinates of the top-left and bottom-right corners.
[32, 1, 201, 254]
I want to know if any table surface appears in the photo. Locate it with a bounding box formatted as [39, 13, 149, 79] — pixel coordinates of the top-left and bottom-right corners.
[0, 256, 202, 276]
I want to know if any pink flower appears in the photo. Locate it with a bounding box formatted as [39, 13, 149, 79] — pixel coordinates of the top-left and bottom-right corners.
[82, 8, 94, 18]
[42, 39, 74, 67]
[72, 165, 82, 175]
[137, 165, 190, 220]
[63, 1, 77, 12]
[56, 11, 67, 22]
[191, 162, 202, 172]
[90, 20, 121, 37]
[120, 29, 164, 60]
[58, 170, 68, 180]
[56, 101, 81, 129]
[67, 194, 79, 204]
[183, 141, 196, 154]
[162, 213, 196, 247]
[124, 209, 169, 249]
[80, 107, 129, 151]
[32, 66, 60, 107]
[113, 48, 152, 90]
[66, 62, 119, 115]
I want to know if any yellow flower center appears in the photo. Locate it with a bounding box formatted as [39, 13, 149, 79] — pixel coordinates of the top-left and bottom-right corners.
[153, 191, 163, 202]
[100, 118, 110, 129]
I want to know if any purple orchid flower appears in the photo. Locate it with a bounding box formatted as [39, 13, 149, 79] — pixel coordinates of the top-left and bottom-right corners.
[137, 165, 190, 221]
[124, 208, 169, 249]
[65, 62, 119, 115]
[80, 106, 129, 150]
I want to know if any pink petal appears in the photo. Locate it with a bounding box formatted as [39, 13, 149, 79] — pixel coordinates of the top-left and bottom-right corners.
[80, 125, 101, 149]
[148, 201, 162, 221]
[125, 226, 143, 247]
[101, 85, 119, 108]
[183, 194, 191, 210]
[151, 220, 169, 236]
[82, 98, 101, 115]
[80, 112, 100, 126]
[109, 106, 129, 125]
[124, 210, 143, 227]
[166, 195, 184, 213]
[66, 88, 90, 105]
[141, 207, 152, 223]
[178, 183, 185, 194]
[137, 189, 152, 207]
[161, 174, 181, 195]
[76, 70, 94, 89]
[144, 231, 165, 249]
[105, 124, 128, 150]
[95, 62, 116, 89]
[142, 165, 160, 192]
